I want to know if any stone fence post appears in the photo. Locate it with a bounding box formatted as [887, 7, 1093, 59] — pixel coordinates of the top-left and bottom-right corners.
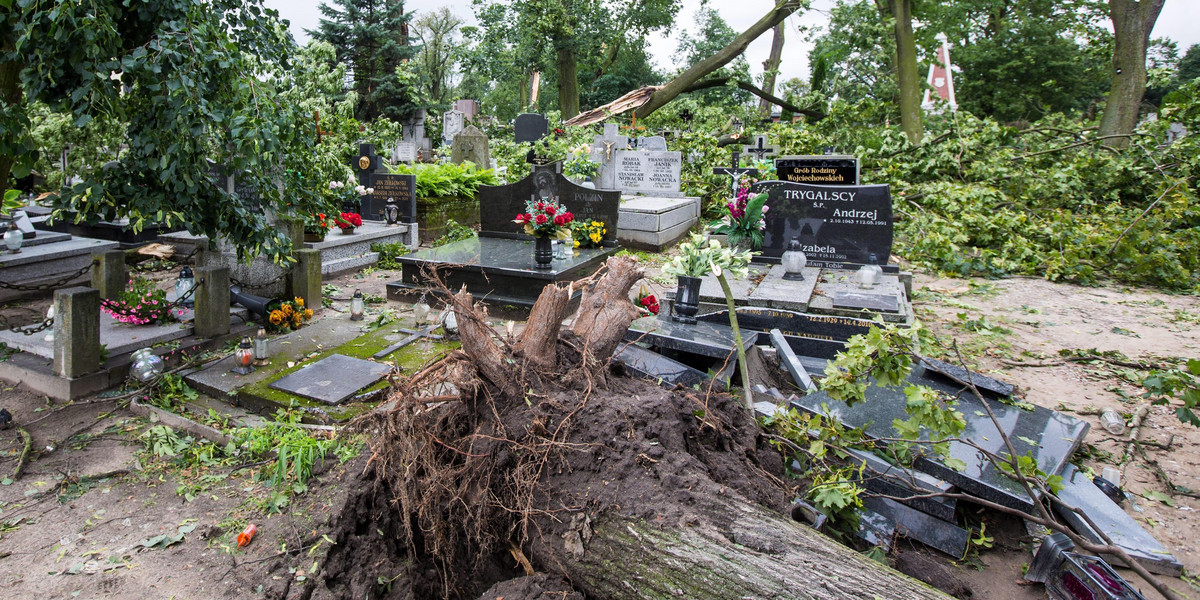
[52, 287, 100, 378]
[90, 250, 126, 300]
[194, 266, 230, 338]
[291, 249, 322, 312]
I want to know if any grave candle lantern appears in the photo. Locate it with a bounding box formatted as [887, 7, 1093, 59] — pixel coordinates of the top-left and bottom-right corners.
[781, 238, 807, 281]
[855, 265, 879, 289]
[231, 336, 255, 375]
[413, 294, 430, 325]
[4, 221, 22, 253]
[350, 289, 365, 321]
[174, 266, 195, 308]
[253, 328, 270, 366]
[129, 348, 165, 383]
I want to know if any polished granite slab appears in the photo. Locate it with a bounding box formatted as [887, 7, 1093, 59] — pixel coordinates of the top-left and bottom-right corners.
[269, 354, 392, 405]
[790, 363, 1090, 512]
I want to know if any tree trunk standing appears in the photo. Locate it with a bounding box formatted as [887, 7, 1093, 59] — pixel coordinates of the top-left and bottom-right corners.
[1098, 0, 1164, 149]
[556, 42, 581, 119]
[532, 501, 951, 600]
[758, 22, 786, 114]
[634, 0, 801, 119]
[882, 0, 923, 145]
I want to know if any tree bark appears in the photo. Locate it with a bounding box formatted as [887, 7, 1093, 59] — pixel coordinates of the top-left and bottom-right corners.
[684, 77, 825, 120]
[883, 0, 923, 145]
[557, 41, 580, 119]
[758, 22, 786, 113]
[1098, 0, 1165, 148]
[533, 499, 950, 600]
[570, 256, 643, 364]
[517, 283, 571, 369]
[450, 286, 520, 399]
[0, 21, 22, 188]
[634, 0, 801, 119]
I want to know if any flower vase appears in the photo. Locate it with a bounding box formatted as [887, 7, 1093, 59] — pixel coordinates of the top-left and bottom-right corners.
[673, 276, 702, 324]
[340, 226, 356, 235]
[534, 236, 553, 270]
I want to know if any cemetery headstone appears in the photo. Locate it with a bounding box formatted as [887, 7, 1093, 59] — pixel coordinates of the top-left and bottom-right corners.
[392, 140, 417, 164]
[633, 136, 668, 151]
[741, 135, 779, 162]
[451, 125, 490, 168]
[442, 109, 466, 146]
[478, 164, 620, 241]
[612, 150, 683, 197]
[774, 155, 860, 185]
[403, 110, 432, 158]
[514, 113, 550, 144]
[589, 123, 629, 190]
[453, 99, 479, 120]
[365, 173, 417, 223]
[751, 180, 892, 268]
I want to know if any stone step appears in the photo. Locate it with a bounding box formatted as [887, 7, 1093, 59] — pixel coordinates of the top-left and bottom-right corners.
[322, 252, 379, 276]
[616, 195, 700, 251]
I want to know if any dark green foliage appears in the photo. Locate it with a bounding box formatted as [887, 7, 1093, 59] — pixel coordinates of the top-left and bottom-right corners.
[310, 0, 419, 121]
[433, 219, 475, 248]
[370, 241, 410, 269]
[388, 161, 500, 199]
[1142, 359, 1200, 428]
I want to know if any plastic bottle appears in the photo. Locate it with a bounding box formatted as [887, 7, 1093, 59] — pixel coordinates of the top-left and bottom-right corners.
[1100, 410, 1126, 435]
[237, 524, 258, 548]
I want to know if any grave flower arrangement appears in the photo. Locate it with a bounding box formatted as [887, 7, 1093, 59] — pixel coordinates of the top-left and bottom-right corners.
[304, 212, 332, 234]
[266, 296, 314, 333]
[709, 177, 768, 250]
[334, 211, 363, 230]
[663, 233, 755, 279]
[635, 285, 659, 315]
[101, 276, 177, 326]
[514, 197, 574, 239]
[571, 219, 606, 248]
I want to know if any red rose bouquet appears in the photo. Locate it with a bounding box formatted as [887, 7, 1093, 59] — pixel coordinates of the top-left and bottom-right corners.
[635, 285, 659, 315]
[514, 197, 574, 239]
[335, 212, 363, 229]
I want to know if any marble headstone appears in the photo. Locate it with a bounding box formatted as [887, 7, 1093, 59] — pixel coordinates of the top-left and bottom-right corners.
[365, 173, 416, 223]
[442, 110, 466, 146]
[392, 140, 417, 164]
[451, 125, 490, 168]
[633, 135, 667, 151]
[589, 123, 628, 191]
[612, 150, 683, 197]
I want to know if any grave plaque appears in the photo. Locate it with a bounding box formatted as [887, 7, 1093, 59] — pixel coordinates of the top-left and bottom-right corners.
[633, 135, 667, 151]
[775, 155, 859, 185]
[612, 151, 683, 197]
[478, 164, 620, 242]
[269, 354, 392, 405]
[832, 291, 900, 313]
[442, 109, 465, 145]
[366, 173, 416, 223]
[514, 113, 549, 144]
[751, 180, 893, 268]
[392, 140, 417, 164]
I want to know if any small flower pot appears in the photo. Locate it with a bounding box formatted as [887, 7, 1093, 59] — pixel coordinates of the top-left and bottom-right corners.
[340, 226, 356, 235]
[673, 276, 702, 324]
[534, 236, 553, 270]
[304, 231, 326, 243]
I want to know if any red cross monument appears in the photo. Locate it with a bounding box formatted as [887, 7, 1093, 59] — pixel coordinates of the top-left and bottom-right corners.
[922, 33, 958, 113]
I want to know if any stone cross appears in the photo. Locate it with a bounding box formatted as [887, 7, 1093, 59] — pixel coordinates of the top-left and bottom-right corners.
[711, 150, 758, 196]
[451, 124, 490, 167]
[741, 135, 778, 162]
[589, 123, 628, 190]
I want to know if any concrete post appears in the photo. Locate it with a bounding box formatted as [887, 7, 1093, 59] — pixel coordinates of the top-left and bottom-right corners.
[90, 250, 126, 300]
[193, 266, 230, 338]
[52, 287, 100, 378]
[292, 249, 322, 311]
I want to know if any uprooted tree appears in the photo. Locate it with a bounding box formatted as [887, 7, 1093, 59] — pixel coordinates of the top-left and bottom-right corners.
[356, 256, 949, 599]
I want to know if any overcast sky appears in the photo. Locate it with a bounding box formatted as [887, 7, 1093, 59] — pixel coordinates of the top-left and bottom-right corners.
[263, 0, 1200, 89]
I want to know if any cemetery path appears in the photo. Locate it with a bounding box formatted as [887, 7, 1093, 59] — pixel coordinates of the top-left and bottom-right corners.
[912, 273, 1200, 600]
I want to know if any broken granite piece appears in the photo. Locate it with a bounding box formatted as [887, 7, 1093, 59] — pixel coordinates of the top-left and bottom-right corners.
[1054, 463, 1183, 576]
[862, 496, 969, 558]
[769, 329, 817, 392]
[613, 343, 717, 390]
[269, 354, 392, 405]
[918, 355, 1015, 397]
[846, 448, 957, 523]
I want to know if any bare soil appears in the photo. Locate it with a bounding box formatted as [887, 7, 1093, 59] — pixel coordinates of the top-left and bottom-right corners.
[1, 265, 1198, 599]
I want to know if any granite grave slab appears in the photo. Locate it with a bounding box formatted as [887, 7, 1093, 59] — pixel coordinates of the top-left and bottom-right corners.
[478, 164, 620, 242]
[612, 150, 683, 197]
[612, 343, 717, 390]
[918, 356, 1015, 398]
[514, 113, 549, 144]
[750, 180, 893, 269]
[768, 329, 816, 392]
[847, 448, 958, 522]
[1054, 464, 1183, 576]
[811, 270, 911, 323]
[861, 496, 968, 557]
[696, 307, 876, 360]
[268, 354, 392, 405]
[790, 363, 1091, 512]
[832, 291, 900, 313]
[365, 173, 417, 223]
[625, 314, 758, 386]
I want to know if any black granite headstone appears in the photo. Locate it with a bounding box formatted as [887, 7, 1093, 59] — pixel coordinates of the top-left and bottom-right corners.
[514, 113, 549, 144]
[697, 307, 876, 343]
[774, 155, 859, 185]
[269, 354, 392, 405]
[366, 173, 417, 223]
[478, 163, 620, 242]
[832, 291, 900, 313]
[750, 180, 893, 268]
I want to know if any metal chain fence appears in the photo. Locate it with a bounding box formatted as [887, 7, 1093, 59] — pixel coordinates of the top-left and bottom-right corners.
[0, 313, 54, 336]
[230, 265, 293, 291]
[99, 279, 199, 320]
[0, 262, 94, 292]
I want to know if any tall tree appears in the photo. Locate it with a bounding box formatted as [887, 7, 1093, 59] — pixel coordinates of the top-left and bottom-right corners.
[877, 0, 922, 144]
[412, 7, 464, 110]
[758, 23, 787, 113]
[310, 0, 418, 121]
[5, 0, 310, 261]
[1098, 0, 1164, 147]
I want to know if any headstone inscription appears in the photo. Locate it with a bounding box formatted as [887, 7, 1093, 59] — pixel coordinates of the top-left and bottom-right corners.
[451, 125, 490, 167]
[774, 155, 860, 185]
[612, 151, 683, 197]
[589, 123, 628, 190]
[750, 180, 892, 269]
[365, 174, 417, 223]
[477, 164, 620, 243]
[442, 110, 466, 146]
[514, 113, 550, 144]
